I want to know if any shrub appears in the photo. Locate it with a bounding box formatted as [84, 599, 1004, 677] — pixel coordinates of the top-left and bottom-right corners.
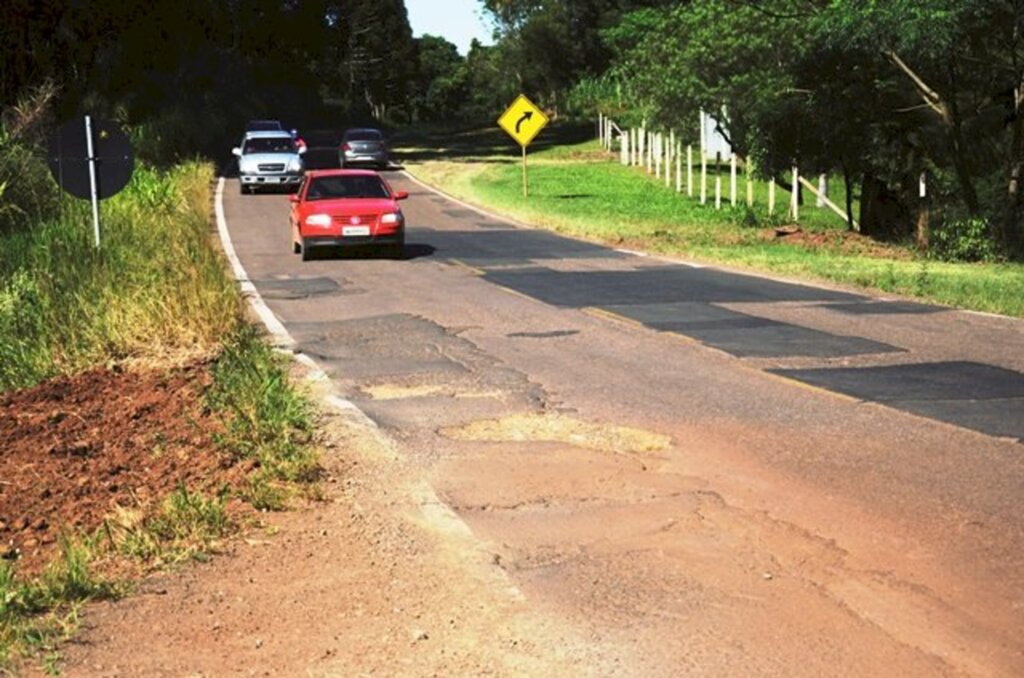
[929, 216, 1002, 262]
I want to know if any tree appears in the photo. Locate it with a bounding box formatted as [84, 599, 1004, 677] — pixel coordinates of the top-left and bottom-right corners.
[411, 36, 469, 122]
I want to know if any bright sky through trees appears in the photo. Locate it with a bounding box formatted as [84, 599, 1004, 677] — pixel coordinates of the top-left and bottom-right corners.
[405, 0, 493, 54]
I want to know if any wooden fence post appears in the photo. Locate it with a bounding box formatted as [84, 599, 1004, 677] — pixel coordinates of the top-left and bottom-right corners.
[916, 171, 929, 249]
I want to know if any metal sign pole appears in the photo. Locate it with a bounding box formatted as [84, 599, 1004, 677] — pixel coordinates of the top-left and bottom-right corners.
[84, 115, 101, 248]
[522, 145, 528, 198]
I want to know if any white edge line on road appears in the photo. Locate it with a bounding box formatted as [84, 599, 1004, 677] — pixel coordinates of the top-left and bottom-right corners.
[215, 177, 529, 589]
[214, 177, 375, 428]
[215, 178, 293, 347]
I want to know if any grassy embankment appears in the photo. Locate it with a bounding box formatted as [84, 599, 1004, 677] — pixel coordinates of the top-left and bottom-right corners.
[0, 157, 318, 668]
[400, 124, 1024, 318]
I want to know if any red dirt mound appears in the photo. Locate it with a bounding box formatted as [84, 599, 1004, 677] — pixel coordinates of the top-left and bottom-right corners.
[0, 363, 249, 575]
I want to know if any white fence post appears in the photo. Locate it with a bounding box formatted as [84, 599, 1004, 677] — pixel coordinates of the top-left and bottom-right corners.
[647, 131, 653, 174]
[655, 133, 661, 179]
[730, 153, 737, 207]
[790, 166, 800, 221]
[671, 141, 679, 192]
[665, 136, 672, 188]
[817, 173, 827, 207]
[687, 144, 693, 197]
[715, 152, 722, 209]
[621, 130, 629, 166]
[598, 113, 603, 145]
[700, 147, 707, 205]
[769, 178, 776, 215]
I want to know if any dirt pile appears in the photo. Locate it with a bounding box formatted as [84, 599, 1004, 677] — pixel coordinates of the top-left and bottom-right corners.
[0, 363, 250, 575]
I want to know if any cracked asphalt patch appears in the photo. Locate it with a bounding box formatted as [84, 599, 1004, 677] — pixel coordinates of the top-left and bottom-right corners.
[441, 412, 672, 456]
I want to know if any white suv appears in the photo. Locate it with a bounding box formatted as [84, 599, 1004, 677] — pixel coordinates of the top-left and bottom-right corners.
[232, 131, 305, 194]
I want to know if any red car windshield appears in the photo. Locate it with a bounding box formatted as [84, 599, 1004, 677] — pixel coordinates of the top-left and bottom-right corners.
[306, 176, 389, 200]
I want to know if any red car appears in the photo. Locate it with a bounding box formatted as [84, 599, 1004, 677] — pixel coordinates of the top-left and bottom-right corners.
[289, 169, 408, 260]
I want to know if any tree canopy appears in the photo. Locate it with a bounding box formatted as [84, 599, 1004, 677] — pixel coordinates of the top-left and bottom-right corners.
[2, 0, 1019, 256]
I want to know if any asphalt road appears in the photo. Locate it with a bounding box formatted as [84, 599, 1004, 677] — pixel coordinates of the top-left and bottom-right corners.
[222, 169, 1024, 675]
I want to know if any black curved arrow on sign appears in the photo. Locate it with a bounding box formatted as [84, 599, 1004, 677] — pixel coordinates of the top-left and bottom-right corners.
[515, 111, 533, 135]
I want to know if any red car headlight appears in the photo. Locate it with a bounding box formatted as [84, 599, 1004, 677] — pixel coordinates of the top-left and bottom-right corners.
[305, 213, 332, 227]
[381, 212, 402, 225]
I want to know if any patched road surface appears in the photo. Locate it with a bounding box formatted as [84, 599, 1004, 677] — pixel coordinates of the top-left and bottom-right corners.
[213, 170, 1024, 676]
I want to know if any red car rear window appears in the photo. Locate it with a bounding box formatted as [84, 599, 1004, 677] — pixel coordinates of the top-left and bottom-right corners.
[306, 176, 389, 200]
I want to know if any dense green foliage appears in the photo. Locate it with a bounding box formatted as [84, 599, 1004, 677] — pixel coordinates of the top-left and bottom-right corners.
[0, 154, 238, 390]
[551, 0, 1024, 258]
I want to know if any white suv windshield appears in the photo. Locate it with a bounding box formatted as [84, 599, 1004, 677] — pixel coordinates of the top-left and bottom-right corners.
[243, 138, 296, 154]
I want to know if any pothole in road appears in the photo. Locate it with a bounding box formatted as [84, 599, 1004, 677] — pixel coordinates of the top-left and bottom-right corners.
[361, 383, 505, 401]
[440, 413, 671, 455]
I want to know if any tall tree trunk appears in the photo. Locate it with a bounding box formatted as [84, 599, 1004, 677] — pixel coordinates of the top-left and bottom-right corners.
[860, 174, 910, 241]
[945, 60, 980, 215]
[841, 160, 856, 232]
[1006, 78, 1024, 256]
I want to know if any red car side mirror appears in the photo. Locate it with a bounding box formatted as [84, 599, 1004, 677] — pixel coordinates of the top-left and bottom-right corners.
[393, 191, 409, 201]
[288, 193, 300, 203]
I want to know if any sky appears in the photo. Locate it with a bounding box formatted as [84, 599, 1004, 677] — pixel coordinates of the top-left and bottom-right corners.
[404, 0, 494, 55]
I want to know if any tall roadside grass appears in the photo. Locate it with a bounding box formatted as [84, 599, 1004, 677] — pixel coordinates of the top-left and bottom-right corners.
[403, 125, 1024, 318]
[206, 326, 321, 510]
[1, 110, 320, 669]
[0, 161, 240, 389]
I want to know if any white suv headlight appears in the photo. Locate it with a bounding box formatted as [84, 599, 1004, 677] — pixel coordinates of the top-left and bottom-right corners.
[305, 213, 332, 227]
[288, 158, 304, 172]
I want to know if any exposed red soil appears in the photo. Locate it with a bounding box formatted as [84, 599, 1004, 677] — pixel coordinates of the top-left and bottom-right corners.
[0, 363, 251, 575]
[767, 225, 914, 258]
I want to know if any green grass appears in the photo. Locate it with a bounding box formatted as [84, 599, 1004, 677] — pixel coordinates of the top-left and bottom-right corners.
[0, 141, 321, 668]
[206, 326, 321, 510]
[0, 161, 240, 390]
[1, 537, 123, 669]
[402, 125, 1024, 317]
[109, 484, 233, 566]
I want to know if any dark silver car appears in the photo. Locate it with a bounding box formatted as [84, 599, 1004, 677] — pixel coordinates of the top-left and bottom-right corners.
[339, 128, 389, 170]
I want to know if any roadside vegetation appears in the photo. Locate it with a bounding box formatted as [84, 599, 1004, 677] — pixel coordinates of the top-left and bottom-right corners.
[0, 92, 320, 670]
[404, 124, 1024, 318]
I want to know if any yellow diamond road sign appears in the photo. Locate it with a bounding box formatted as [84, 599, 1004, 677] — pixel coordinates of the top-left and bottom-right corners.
[498, 94, 549, 147]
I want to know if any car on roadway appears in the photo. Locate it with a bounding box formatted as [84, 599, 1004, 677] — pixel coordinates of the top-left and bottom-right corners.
[245, 119, 284, 133]
[233, 131, 306, 194]
[339, 128, 389, 169]
[289, 169, 408, 260]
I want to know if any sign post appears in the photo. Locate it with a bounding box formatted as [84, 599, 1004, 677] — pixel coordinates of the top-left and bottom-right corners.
[497, 94, 549, 198]
[48, 116, 134, 249]
[85, 116, 102, 247]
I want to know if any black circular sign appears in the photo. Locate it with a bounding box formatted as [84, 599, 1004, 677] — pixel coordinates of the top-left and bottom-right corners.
[48, 117, 134, 200]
